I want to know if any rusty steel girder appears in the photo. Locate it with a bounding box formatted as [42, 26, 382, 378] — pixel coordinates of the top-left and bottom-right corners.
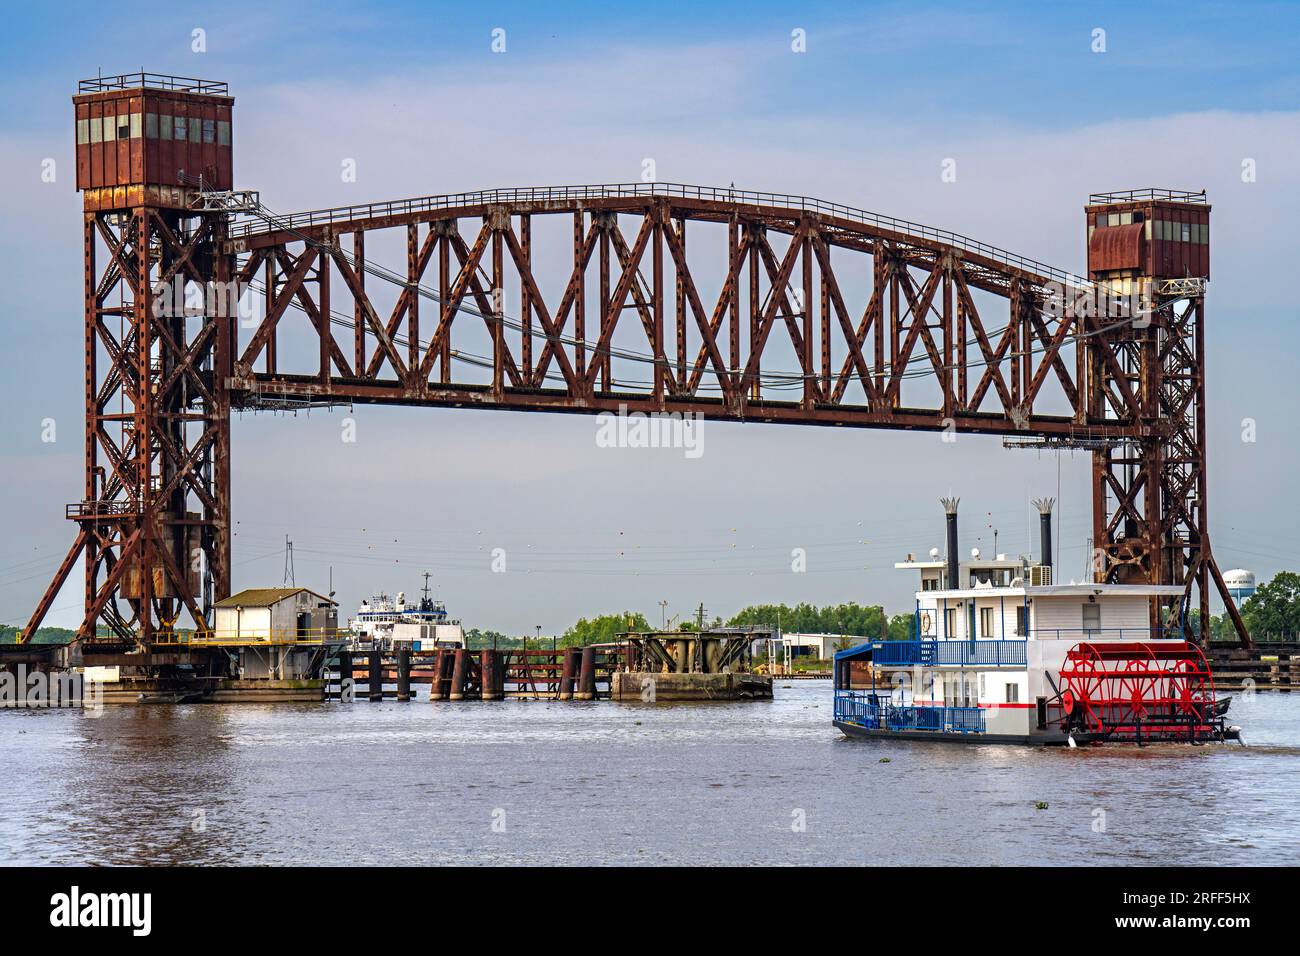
[225, 187, 1103, 435]
[25, 182, 1247, 647]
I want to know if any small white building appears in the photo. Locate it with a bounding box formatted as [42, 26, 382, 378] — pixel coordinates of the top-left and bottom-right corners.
[782, 632, 869, 660]
[213, 587, 338, 642]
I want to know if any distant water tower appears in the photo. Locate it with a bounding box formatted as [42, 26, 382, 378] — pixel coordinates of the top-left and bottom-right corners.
[1223, 569, 1256, 606]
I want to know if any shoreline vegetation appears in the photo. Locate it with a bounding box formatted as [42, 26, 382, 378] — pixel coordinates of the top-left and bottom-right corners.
[6, 571, 1299, 646]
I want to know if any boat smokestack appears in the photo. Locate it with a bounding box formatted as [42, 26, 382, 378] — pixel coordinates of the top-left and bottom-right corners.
[1033, 497, 1055, 569]
[940, 497, 960, 589]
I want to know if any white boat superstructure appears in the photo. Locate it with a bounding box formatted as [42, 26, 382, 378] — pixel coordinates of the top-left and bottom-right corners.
[348, 574, 465, 650]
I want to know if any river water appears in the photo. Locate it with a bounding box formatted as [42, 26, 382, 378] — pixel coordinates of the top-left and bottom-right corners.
[1, 681, 1297, 866]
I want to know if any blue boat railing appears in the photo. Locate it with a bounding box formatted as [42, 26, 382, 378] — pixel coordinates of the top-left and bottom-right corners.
[866, 627, 1188, 668]
[833, 691, 986, 734]
[869, 639, 1028, 666]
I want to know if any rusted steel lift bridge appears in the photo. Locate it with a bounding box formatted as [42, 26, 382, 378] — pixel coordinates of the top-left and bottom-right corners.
[20, 71, 1251, 670]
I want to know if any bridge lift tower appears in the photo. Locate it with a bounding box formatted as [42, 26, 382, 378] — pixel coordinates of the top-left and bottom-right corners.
[23, 73, 237, 647]
[21, 72, 1251, 650]
[1083, 189, 1249, 643]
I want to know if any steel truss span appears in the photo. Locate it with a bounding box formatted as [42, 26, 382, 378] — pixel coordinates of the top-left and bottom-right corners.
[24, 183, 1249, 647]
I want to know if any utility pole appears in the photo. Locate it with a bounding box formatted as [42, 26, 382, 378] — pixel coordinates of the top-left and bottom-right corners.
[659, 600, 668, 630]
[695, 602, 707, 630]
[283, 535, 295, 586]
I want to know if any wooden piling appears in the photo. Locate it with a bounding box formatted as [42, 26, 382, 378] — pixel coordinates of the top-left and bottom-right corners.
[576, 645, 596, 700]
[449, 648, 468, 701]
[559, 647, 579, 700]
[429, 650, 446, 701]
[368, 650, 383, 702]
[396, 648, 411, 702]
[338, 650, 353, 701]
[481, 649, 503, 700]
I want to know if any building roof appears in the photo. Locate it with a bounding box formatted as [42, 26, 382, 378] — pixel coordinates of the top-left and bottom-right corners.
[214, 587, 335, 609]
[834, 643, 876, 663]
[1028, 583, 1185, 597]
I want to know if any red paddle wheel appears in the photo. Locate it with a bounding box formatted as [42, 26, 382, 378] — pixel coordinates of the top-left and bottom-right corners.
[1055, 641, 1227, 743]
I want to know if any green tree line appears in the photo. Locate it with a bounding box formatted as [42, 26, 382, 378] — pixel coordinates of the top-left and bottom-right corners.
[16, 572, 1299, 647]
[1194, 570, 1300, 641]
[726, 602, 913, 641]
[0, 625, 77, 645]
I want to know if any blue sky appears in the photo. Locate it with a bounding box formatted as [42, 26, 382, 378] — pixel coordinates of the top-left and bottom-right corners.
[1, 1, 1298, 632]
[4, 1, 1300, 126]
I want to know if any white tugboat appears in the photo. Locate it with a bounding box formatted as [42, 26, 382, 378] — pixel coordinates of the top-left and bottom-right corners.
[833, 498, 1238, 745]
[349, 572, 465, 651]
